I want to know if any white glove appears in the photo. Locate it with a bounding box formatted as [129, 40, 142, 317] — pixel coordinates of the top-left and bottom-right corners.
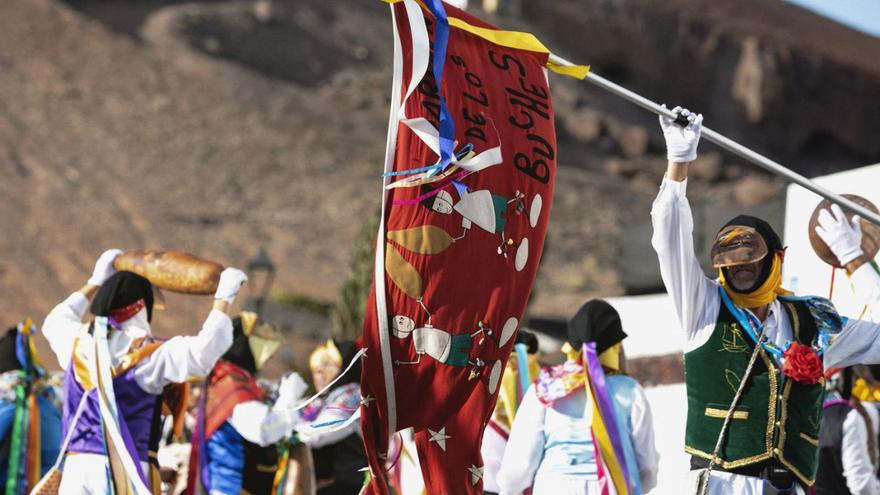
[659, 105, 703, 163]
[277, 372, 309, 409]
[214, 267, 248, 304]
[815, 204, 863, 265]
[88, 249, 124, 286]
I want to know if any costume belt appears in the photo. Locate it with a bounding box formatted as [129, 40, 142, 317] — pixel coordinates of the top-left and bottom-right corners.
[690, 457, 799, 492]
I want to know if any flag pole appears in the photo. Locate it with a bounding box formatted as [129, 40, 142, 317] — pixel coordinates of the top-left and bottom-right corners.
[547, 53, 880, 227]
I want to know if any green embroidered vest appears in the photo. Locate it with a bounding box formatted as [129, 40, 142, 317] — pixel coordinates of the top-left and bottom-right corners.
[684, 298, 825, 486]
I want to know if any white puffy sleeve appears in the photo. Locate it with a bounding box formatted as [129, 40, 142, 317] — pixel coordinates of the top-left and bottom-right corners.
[629, 383, 659, 492]
[849, 262, 880, 323]
[41, 292, 90, 370]
[228, 400, 303, 447]
[134, 310, 233, 395]
[650, 178, 720, 351]
[496, 385, 545, 494]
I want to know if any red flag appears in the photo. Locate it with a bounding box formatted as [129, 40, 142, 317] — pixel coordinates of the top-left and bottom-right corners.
[361, 2, 559, 493]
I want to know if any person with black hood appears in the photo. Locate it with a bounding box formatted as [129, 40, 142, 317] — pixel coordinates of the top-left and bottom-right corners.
[296, 339, 367, 495]
[496, 300, 658, 494]
[481, 330, 541, 495]
[0, 320, 62, 494]
[654, 107, 880, 494]
[185, 311, 308, 495]
[40, 249, 247, 495]
[815, 367, 880, 495]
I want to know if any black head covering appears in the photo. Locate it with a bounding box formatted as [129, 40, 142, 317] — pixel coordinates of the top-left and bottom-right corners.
[515, 329, 539, 355]
[567, 299, 627, 355]
[222, 316, 257, 375]
[0, 327, 21, 374]
[828, 367, 854, 400]
[328, 340, 361, 393]
[719, 215, 783, 293]
[90, 271, 155, 322]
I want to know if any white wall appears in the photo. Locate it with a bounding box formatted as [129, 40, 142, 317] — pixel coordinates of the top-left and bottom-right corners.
[783, 164, 880, 317]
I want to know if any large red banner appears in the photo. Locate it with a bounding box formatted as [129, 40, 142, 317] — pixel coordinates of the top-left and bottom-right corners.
[360, 2, 557, 493]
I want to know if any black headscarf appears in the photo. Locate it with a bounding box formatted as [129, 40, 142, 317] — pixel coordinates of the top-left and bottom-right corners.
[0, 327, 21, 374]
[719, 215, 783, 294]
[328, 340, 361, 393]
[222, 316, 257, 375]
[90, 271, 155, 322]
[567, 299, 627, 355]
[515, 329, 539, 355]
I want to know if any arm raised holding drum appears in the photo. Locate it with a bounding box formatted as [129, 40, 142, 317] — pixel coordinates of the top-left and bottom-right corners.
[42, 249, 248, 392]
[813, 201, 880, 324]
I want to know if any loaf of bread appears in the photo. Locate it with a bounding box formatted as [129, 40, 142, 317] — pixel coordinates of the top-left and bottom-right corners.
[113, 250, 224, 295]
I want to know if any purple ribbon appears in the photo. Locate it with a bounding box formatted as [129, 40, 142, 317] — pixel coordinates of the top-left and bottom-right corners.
[583, 342, 632, 491]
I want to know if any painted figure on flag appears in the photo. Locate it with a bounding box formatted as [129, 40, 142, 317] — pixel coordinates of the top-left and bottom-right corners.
[359, 1, 587, 493]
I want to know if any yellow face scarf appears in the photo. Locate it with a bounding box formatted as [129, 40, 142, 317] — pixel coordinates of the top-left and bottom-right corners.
[599, 343, 622, 372]
[562, 341, 622, 372]
[719, 252, 792, 309]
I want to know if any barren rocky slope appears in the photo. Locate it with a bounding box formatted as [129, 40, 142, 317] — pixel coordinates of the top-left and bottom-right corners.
[1, 0, 878, 355]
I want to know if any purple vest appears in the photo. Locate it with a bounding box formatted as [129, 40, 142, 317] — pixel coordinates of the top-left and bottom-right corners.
[61, 360, 159, 461]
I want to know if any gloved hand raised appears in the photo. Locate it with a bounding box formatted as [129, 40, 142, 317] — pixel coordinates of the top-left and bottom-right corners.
[659, 105, 703, 163]
[88, 249, 124, 286]
[213, 268, 248, 305]
[815, 204, 863, 266]
[277, 372, 309, 409]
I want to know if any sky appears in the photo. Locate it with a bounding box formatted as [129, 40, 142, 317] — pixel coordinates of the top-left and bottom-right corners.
[783, 0, 880, 37]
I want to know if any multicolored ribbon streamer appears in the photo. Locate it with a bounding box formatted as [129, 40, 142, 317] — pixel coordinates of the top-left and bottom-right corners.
[583, 342, 632, 495]
[514, 343, 530, 401]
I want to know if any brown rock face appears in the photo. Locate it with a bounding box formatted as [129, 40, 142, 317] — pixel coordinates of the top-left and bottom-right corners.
[1, 0, 878, 364]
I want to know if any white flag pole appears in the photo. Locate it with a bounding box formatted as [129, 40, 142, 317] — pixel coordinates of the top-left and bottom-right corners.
[548, 53, 880, 227]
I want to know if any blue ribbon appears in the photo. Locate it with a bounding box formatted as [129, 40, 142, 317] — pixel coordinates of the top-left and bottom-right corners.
[718, 287, 785, 360]
[513, 343, 530, 400]
[382, 143, 473, 178]
[424, 0, 456, 171]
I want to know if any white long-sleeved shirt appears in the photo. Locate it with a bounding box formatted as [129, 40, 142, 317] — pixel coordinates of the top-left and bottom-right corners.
[841, 404, 880, 495]
[497, 375, 658, 495]
[650, 178, 880, 369]
[227, 399, 301, 447]
[42, 292, 232, 395]
[850, 263, 880, 323]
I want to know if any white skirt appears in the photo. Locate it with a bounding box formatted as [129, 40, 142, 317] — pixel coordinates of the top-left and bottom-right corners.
[59, 454, 152, 495]
[531, 477, 602, 495]
[686, 470, 807, 495]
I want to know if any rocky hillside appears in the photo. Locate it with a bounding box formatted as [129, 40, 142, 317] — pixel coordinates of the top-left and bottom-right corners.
[2, 0, 879, 355]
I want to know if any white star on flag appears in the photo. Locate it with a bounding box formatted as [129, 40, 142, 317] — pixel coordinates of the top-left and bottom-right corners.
[427, 427, 451, 451]
[468, 465, 484, 486]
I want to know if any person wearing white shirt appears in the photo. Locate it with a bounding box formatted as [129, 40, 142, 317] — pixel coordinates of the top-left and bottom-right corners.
[653, 107, 880, 495]
[815, 368, 880, 495]
[187, 312, 308, 495]
[41, 249, 247, 495]
[813, 202, 880, 493]
[497, 300, 659, 494]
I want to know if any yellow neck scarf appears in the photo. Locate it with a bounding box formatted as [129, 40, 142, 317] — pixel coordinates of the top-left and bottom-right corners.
[719, 253, 792, 309]
[561, 342, 621, 372]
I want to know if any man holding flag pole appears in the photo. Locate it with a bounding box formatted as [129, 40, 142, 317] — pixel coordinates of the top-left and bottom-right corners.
[652, 107, 880, 494]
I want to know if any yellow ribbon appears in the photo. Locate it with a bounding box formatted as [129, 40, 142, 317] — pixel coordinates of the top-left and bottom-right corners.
[381, 0, 590, 79]
[584, 360, 630, 494]
[719, 253, 792, 309]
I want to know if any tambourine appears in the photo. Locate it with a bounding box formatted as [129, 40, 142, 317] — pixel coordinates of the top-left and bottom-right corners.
[808, 194, 880, 268]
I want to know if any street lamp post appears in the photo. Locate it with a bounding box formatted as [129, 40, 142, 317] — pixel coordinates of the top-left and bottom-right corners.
[246, 247, 276, 317]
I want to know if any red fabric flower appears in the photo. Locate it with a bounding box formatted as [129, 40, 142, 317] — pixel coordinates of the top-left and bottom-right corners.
[782, 342, 823, 385]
